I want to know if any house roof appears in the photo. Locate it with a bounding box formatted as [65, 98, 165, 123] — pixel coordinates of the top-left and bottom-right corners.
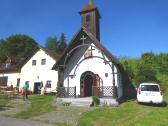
[39, 46, 60, 61]
[53, 27, 123, 71]
[0, 65, 20, 73]
[0, 46, 60, 73]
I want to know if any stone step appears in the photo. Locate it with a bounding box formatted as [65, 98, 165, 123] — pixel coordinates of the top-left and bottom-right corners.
[56, 97, 119, 107]
[71, 103, 91, 107]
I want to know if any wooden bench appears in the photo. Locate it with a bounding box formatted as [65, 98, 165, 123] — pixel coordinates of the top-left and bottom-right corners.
[0, 86, 19, 98]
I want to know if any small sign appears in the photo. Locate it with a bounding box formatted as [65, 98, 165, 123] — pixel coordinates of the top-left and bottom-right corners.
[84, 51, 92, 59]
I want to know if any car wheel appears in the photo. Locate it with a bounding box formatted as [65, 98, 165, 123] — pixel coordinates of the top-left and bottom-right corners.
[161, 101, 166, 107]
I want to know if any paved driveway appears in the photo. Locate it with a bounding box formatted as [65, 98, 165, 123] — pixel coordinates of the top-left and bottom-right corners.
[0, 116, 57, 126]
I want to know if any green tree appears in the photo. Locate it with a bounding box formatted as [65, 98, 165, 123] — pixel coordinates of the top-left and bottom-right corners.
[120, 52, 168, 90]
[133, 52, 158, 86]
[57, 33, 67, 54]
[5, 34, 38, 58]
[122, 60, 134, 80]
[0, 39, 7, 63]
[134, 61, 157, 86]
[45, 36, 58, 52]
[157, 53, 168, 75]
[0, 34, 38, 63]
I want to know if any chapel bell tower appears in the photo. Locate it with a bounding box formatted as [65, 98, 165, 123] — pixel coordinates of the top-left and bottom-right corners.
[79, 0, 101, 41]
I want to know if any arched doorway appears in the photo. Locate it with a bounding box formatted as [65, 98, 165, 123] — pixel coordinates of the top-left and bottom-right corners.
[80, 71, 94, 97]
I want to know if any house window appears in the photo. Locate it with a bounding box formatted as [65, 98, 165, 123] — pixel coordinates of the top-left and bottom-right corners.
[32, 60, 36, 66]
[45, 80, 51, 88]
[41, 59, 46, 65]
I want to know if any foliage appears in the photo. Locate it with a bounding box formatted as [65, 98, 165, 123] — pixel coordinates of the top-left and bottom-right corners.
[57, 33, 67, 54]
[121, 52, 168, 88]
[45, 33, 67, 54]
[0, 34, 38, 64]
[157, 74, 168, 91]
[91, 96, 100, 106]
[157, 53, 168, 75]
[134, 58, 158, 85]
[0, 40, 8, 63]
[45, 36, 58, 52]
[14, 95, 56, 119]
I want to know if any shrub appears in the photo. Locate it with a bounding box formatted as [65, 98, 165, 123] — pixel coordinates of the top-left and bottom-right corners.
[91, 96, 100, 106]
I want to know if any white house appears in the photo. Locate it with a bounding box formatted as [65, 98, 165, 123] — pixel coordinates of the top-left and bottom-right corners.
[0, 46, 59, 94]
[53, 1, 133, 100]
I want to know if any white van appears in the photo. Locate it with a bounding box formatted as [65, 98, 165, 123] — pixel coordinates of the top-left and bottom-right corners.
[137, 83, 163, 104]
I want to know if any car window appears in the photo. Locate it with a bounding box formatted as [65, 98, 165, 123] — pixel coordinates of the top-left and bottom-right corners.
[141, 85, 159, 92]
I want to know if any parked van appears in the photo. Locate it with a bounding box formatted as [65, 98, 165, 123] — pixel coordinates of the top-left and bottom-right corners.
[137, 83, 163, 104]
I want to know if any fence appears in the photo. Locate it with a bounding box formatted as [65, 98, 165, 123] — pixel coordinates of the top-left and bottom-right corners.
[57, 86, 76, 98]
[92, 86, 114, 98]
[57, 86, 116, 98]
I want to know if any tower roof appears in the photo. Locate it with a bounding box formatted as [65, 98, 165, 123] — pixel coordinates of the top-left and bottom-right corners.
[79, 0, 100, 17]
[80, 0, 97, 12]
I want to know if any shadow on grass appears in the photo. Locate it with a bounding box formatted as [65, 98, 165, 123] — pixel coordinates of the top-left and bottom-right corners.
[0, 105, 15, 111]
[138, 101, 167, 107]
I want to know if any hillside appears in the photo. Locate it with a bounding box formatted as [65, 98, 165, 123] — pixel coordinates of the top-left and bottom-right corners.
[120, 52, 168, 91]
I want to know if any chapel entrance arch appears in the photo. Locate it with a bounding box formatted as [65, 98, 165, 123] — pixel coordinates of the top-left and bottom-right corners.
[80, 71, 94, 97]
[80, 71, 103, 97]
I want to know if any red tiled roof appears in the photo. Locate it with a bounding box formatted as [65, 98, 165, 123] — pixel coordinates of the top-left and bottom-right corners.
[80, 1, 97, 13]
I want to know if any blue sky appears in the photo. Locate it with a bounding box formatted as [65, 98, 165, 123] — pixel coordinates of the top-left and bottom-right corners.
[0, 0, 168, 58]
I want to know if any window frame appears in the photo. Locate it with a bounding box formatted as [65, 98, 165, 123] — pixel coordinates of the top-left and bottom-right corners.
[41, 58, 46, 65]
[45, 80, 51, 88]
[32, 60, 37, 66]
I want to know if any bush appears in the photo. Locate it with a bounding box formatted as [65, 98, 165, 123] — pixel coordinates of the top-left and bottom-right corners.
[91, 96, 100, 106]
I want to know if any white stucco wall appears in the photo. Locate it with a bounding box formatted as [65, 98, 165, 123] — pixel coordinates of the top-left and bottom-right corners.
[20, 49, 58, 92]
[63, 42, 123, 98]
[0, 72, 20, 87]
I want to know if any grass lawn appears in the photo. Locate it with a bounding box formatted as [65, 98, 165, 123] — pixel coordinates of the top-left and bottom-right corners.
[78, 90, 168, 126]
[14, 95, 56, 119]
[0, 95, 10, 107]
[1, 92, 168, 126]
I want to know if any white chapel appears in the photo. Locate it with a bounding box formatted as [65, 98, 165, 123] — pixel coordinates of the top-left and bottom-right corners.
[53, 1, 133, 100]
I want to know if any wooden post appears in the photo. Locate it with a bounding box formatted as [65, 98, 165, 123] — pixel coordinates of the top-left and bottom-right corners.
[112, 64, 117, 98]
[74, 86, 76, 98]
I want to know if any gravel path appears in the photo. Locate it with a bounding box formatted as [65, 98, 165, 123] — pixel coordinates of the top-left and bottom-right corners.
[31, 105, 92, 126]
[0, 97, 93, 126]
[0, 116, 57, 126]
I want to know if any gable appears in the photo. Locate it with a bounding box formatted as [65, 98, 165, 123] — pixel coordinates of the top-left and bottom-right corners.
[0, 46, 59, 74]
[21, 49, 57, 72]
[53, 27, 122, 72]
